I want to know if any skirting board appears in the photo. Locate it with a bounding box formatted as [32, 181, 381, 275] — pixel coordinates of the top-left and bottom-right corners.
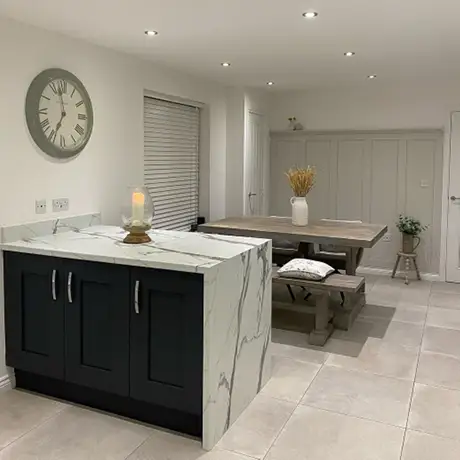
[358, 266, 442, 282]
[0, 374, 12, 392]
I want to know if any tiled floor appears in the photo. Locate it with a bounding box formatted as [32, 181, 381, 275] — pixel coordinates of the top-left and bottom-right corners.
[1, 275, 460, 459]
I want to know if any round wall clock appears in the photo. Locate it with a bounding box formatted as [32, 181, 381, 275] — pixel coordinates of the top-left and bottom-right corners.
[25, 68, 94, 159]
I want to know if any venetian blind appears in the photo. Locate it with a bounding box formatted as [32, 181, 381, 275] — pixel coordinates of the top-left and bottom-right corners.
[144, 96, 200, 231]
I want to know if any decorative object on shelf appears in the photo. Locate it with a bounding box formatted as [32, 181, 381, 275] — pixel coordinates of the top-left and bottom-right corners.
[25, 68, 94, 159]
[286, 166, 316, 226]
[396, 214, 428, 253]
[287, 117, 304, 131]
[121, 186, 154, 244]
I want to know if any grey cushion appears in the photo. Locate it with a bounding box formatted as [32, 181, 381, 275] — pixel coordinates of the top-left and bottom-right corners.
[278, 258, 335, 281]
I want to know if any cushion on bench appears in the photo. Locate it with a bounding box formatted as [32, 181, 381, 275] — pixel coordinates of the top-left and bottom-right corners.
[277, 258, 335, 281]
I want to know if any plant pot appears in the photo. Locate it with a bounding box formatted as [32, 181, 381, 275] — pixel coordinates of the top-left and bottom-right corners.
[290, 196, 309, 226]
[402, 233, 420, 253]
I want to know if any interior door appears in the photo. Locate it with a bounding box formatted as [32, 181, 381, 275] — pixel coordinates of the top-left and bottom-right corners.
[245, 111, 267, 216]
[447, 111, 460, 282]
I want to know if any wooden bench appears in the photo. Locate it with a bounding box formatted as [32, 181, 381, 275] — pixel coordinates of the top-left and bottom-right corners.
[272, 270, 365, 346]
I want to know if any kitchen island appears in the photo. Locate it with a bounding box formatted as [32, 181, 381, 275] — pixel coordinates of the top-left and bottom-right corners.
[1, 224, 272, 450]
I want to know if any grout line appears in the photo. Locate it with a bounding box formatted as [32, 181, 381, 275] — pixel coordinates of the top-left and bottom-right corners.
[398, 294, 428, 460]
[0, 397, 70, 453]
[260, 360, 325, 460]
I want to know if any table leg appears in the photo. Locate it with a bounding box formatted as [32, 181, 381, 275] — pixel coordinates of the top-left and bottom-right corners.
[337, 247, 365, 330]
[309, 292, 334, 346]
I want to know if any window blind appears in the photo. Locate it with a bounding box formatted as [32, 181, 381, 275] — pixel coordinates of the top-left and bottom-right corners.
[144, 96, 200, 231]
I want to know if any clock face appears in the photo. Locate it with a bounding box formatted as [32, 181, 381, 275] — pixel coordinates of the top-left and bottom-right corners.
[26, 69, 93, 159]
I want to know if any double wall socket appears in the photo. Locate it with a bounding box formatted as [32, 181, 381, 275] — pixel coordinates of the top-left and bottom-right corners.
[52, 198, 69, 212]
[382, 233, 392, 242]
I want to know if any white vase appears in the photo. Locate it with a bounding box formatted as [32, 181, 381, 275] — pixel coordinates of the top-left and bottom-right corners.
[290, 196, 309, 226]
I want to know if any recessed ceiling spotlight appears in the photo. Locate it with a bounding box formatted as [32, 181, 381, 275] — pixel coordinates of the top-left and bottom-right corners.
[221, 62, 231, 67]
[144, 30, 158, 36]
[267, 81, 275, 86]
[344, 51, 355, 57]
[368, 74, 377, 79]
[302, 11, 318, 19]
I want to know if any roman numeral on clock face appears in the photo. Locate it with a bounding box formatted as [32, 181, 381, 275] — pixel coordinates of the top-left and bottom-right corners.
[48, 129, 56, 143]
[38, 108, 48, 116]
[78, 113, 87, 120]
[49, 81, 58, 94]
[75, 100, 84, 108]
[75, 124, 84, 136]
[40, 118, 50, 129]
[60, 135, 66, 148]
[58, 79, 67, 94]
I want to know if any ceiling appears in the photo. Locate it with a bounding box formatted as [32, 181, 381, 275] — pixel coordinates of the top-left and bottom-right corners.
[2, 0, 460, 90]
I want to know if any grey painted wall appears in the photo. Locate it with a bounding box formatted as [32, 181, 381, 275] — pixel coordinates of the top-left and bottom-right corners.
[270, 130, 444, 274]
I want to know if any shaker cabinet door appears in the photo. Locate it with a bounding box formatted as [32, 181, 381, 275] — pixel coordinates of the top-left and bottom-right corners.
[64, 260, 130, 396]
[4, 252, 65, 379]
[129, 268, 203, 415]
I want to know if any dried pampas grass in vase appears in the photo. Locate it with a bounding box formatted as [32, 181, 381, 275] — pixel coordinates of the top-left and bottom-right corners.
[285, 166, 316, 226]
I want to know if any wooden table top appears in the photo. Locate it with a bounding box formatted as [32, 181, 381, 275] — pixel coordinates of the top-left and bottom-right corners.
[199, 216, 387, 248]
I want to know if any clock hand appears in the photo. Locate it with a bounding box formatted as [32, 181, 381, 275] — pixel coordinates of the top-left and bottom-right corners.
[58, 87, 66, 117]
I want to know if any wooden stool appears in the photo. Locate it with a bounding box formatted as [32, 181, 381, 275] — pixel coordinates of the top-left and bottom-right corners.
[391, 252, 421, 285]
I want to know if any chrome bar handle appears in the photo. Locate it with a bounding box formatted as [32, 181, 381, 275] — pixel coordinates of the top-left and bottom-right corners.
[134, 280, 140, 314]
[67, 272, 73, 304]
[51, 270, 57, 301]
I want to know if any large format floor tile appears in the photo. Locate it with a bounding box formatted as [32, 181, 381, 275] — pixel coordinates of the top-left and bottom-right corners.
[332, 318, 423, 349]
[326, 338, 419, 380]
[302, 365, 412, 426]
[431, 281, 460, 295]
[429, 291, 460, 310]
[359, 303, 427, 325]
[0, 390, 68, 450]
[0, 405, 153, 460]
[402, 430, 460, 460]
[416, 351, 460, 391]
[217, 394, 295, 459]
[265, 405, 404, 460]
[408, 383, 460, 440]
[422, 325, 460, 357]
[261, 356, 320, 403]
[426, 307, 460, 330]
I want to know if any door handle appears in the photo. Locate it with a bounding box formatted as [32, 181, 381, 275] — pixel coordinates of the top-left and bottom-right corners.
[248, 193, 257, 198]
[67, 272, 73, 304]
[451, 196, 460, 201]
[51, 269, 57, 301]
[134, 280, 140, 314]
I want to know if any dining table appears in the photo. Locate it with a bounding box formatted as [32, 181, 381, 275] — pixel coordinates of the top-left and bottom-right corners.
[198, 216, 388, 330]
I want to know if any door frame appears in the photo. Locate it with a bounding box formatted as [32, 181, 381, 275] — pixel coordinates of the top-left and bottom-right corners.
[244, 110, 269, 216]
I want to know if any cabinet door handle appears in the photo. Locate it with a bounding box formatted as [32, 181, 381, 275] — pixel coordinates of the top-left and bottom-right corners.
[51, 269, 57, 301]
[67, 272, 73, 304]
[134, 280, 140, 314]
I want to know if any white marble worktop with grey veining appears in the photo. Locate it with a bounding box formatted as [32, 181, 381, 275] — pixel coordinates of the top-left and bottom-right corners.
[0, 224, 270, 274]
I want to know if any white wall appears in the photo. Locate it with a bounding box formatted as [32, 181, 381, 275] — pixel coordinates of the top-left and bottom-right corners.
[0, 16, 230, 384]
[269, 82, 460, 132]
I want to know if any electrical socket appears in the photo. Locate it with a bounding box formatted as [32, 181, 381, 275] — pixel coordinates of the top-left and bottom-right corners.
[35, 199, 47, 214]
[52, 198, 69, 212]
[382, 233, 392, 242]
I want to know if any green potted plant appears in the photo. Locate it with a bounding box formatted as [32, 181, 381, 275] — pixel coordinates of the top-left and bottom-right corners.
[396, 215, 428, 253]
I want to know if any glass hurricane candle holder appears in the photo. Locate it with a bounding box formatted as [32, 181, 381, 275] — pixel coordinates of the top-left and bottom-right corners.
[121, 186, 154, 244]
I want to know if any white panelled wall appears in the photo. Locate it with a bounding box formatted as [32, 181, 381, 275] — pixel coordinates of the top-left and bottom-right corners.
[270, 131, 443, 274]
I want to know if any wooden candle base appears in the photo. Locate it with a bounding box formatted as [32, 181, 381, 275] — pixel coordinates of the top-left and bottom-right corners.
[123, 225, 152, 244]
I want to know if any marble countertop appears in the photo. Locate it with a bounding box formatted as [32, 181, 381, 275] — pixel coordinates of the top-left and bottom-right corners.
[0, 225, 270, 274]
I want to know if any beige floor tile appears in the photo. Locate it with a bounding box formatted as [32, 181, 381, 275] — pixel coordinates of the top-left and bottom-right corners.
[261, 356, 320, 403]
[217, 394, 295, 459]
[302, 365, 412, 427]
[126, 430, 255, 460]
[399, 288, 431, 307]
[431, 281, 460, 295]
[326, 338, 418, 380]
[417, 352, 460, 391]
[366, 289, 401, 308]
[422, 326, 460, 358]
[271, 332, 329, 365]
[408, 383, 460, 440]
[360, 303, 427, 325]
[429, 292, 460, 310]
[402, 430, 460, 460]
[332, 318, 423, 349]
[265, 405, 404, 460]
[0, 405, 152, 460]
[426, 307, 460, 330]
[0, 390, 68, 450]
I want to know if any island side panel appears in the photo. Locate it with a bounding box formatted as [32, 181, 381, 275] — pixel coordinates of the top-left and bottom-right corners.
[202, 240, 272, 450]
